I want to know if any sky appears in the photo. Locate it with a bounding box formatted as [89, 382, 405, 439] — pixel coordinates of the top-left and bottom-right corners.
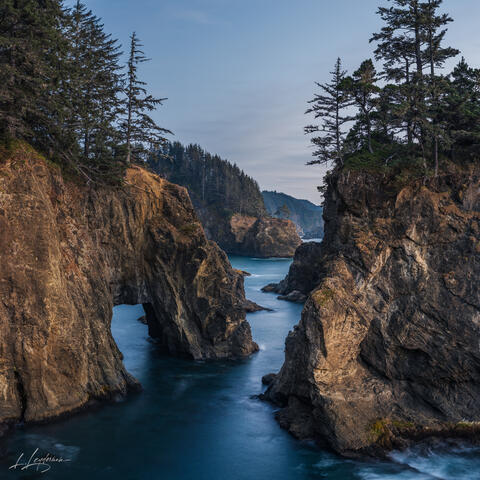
[71, 0, 480, 203]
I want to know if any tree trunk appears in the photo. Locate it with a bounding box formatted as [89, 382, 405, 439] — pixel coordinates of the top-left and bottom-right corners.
[428, 0, 439, 177]
[413, 2, 423, 79]
[413, 1, 425, 155]
[84, 128, 89, 159]
[126, 99, 132, 165]
[405, 58, 413, 145]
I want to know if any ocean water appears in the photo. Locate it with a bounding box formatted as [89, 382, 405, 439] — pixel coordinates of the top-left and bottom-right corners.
[1, 256, 479, 479]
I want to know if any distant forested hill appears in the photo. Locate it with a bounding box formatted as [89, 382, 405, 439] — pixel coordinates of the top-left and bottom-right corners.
[148, 143, 301, 256]
[149, 142, 266, 217]
[262, 191, 323, 238]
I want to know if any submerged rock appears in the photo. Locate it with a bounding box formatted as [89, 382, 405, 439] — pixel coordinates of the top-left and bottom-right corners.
[277, 290, 307, 303]
[0, 143, 258, 432]
[267, 166, 480, 456]
[243, 300, 272, 313]
[262, 283, 307, 303]
[261, 283, 279, 293]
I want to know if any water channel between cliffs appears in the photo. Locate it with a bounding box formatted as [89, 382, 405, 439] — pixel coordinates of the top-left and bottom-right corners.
[1, 256, 479, 479]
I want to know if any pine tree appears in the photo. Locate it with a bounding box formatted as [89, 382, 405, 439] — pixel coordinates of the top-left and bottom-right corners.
[373, 84, 405, 140]
[0, 0, 65, 144]
[371, 28, 416, 143]
[443, 58, 480, 159]
[421, 0, 459, 175]
[371, 0, 458, 170]
[276, 204, 291, 219]
[371, 0, 428, 149]
[63, 1, 125, 179]
[305, 58, 352, 167]
[122, 32, 171, 165]
[345, 59, 380, 153]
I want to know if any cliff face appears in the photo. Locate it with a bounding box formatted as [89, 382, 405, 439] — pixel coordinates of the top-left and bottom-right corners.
[262, 190, 324, 239]
[223, 214, 301, 258]
[148, 143, 301, 257]
[0, 144, 257, 431]
[267, 166, 480, 456]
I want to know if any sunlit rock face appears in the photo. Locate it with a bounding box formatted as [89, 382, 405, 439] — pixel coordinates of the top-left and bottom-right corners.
[226, 214, 302, 258]
[267, 166, 480, 456]
[0, 144, 257, 432]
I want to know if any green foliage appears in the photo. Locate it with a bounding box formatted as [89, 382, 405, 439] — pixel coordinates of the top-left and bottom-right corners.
[305, 58, 353, 166]
[121, 32, 171, 165]
[148, 142, 267, 227]
[0, 0, 67, 143]
[0, 1, 171, 185]
[369, 419, 416, 447]
[306, 0, 478, 179]
[275, 204, 291, 219]
[344, 59, 380, 155]
[313, 288, 334, 307]
[442, 58, 480, 161]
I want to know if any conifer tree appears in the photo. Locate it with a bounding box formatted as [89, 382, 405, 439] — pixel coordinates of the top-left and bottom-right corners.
[345, 60, 380, 153]
[122, 32, 171, 165]
[305, 58, 352, 167]
[370, 30, 416, 143]
[64, 1, 125, 176]
[0, 0, 65, 144]
[443, 58, 480, 159]
[373, 84, 404, 140]
[372, 0, 458, 169]
[371, 0, 428, 149]
[422, 0, 459, 175]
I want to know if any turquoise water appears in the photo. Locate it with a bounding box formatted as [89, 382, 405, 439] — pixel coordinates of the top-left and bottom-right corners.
[1, 256, 479, 479]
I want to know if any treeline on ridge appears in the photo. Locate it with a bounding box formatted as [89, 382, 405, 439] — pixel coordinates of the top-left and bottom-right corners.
[148, 142, 267, 219]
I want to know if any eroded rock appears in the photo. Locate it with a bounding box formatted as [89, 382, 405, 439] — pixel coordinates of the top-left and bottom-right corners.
[0, 144, 258, 431]
[267, 166, 480, 456]
[227, 214, 301, 258]
[261, 373, 277, 386]
[277, 291, 307, 303]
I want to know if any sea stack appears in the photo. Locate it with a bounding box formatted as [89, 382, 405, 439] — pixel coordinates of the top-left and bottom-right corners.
[267, 164, 480, 456]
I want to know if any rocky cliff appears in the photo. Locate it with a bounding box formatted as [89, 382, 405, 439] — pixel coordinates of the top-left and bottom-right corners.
[0, 143, 257, 433]
[262, 190, 324, 239]
[266, 165, 480, 456]
[226, 214, 301, 258]
[148, 143, 301, 257]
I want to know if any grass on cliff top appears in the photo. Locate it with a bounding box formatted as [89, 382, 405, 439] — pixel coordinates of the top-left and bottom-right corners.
[344, 142, 428, 175]
[341, 142, 452, 191]
[342, 140, 476, 184]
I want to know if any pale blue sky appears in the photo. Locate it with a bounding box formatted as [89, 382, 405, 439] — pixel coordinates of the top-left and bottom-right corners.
[73, 0, 480, 202]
